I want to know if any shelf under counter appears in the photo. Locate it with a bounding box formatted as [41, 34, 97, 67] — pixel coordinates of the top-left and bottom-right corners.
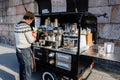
[40, 46, 77, 55]
[34, 45, 94, 78]
[40, 46, 88, 55]
[81, 44, 120, 63]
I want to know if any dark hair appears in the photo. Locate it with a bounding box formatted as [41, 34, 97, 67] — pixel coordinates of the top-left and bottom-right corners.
[23, 11, 35, 20]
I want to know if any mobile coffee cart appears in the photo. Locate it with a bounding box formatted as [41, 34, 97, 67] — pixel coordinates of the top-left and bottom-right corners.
[33, 0, 97, 80]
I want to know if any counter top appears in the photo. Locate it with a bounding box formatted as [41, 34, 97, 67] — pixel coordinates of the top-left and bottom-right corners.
[34, 45, 120, 62]
[81, 45, 120, 63]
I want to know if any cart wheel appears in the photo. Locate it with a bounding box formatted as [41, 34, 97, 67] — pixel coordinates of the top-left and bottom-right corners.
[42, 71, 58, 80]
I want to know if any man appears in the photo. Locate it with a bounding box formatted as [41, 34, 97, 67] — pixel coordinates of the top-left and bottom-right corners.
[14, 11, 36, 80]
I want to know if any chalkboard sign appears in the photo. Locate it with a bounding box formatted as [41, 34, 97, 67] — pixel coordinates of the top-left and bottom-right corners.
[35, 0, 88, 14]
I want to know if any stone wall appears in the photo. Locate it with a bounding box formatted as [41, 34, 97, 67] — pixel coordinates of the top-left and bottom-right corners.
[0, 0, 38, 46]
[0, 0, 120, 46]
[88, 0, 120, 46]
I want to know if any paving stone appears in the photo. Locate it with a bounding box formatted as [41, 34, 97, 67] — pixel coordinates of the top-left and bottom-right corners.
[109, 0, 120, 5]
[87, 73, 102, 80]
[7, 7, 16, 16]
[16, 5, 26, 15]
[88, 6, 112, 23]
[101, 76, 116, 80]
[111, 5, 120, 23]
[89, 0, 108, 7]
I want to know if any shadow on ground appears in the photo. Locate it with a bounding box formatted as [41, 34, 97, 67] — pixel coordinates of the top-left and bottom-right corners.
[0, 53, 43, 80]
[0, 53, 19, 80]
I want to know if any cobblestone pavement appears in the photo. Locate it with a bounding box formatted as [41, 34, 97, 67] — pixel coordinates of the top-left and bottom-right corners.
[0, 44, 120, 80]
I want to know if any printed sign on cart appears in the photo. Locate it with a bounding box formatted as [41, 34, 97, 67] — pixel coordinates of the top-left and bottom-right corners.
[35, 17, 40, 28]
[51, 0, 67, 13]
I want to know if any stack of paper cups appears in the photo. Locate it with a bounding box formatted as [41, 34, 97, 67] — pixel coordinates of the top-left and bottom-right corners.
[54, 18, 58, 27]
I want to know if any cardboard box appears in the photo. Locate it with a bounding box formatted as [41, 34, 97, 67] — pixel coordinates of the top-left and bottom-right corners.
[86, 33, 93, 46]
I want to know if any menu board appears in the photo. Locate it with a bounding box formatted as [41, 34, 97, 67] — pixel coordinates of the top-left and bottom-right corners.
[51, 0, 67, 13]
[36, 0, 88, 14]
[35, 17, 40, 28]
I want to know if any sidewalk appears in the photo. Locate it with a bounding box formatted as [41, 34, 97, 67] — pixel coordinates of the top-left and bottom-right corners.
[0, 44, 120, 80]
[0, 44, 19, 80]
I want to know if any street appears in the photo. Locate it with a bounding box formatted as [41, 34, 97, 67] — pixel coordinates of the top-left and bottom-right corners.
[0, 44, 120, 80]
[0, 44, 42, 80]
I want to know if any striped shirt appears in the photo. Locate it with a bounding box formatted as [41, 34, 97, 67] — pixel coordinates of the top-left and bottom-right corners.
[14, 21, 35, 48]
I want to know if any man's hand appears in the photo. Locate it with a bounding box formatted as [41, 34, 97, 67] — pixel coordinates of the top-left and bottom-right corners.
[32, 31, 37, 41]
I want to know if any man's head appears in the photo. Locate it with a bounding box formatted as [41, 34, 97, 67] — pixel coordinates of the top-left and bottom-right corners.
[23, 11, 35, 25]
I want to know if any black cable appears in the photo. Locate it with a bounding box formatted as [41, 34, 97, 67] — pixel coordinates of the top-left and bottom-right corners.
[95, 13, 108, 18]
[21, 0, 27, 12]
